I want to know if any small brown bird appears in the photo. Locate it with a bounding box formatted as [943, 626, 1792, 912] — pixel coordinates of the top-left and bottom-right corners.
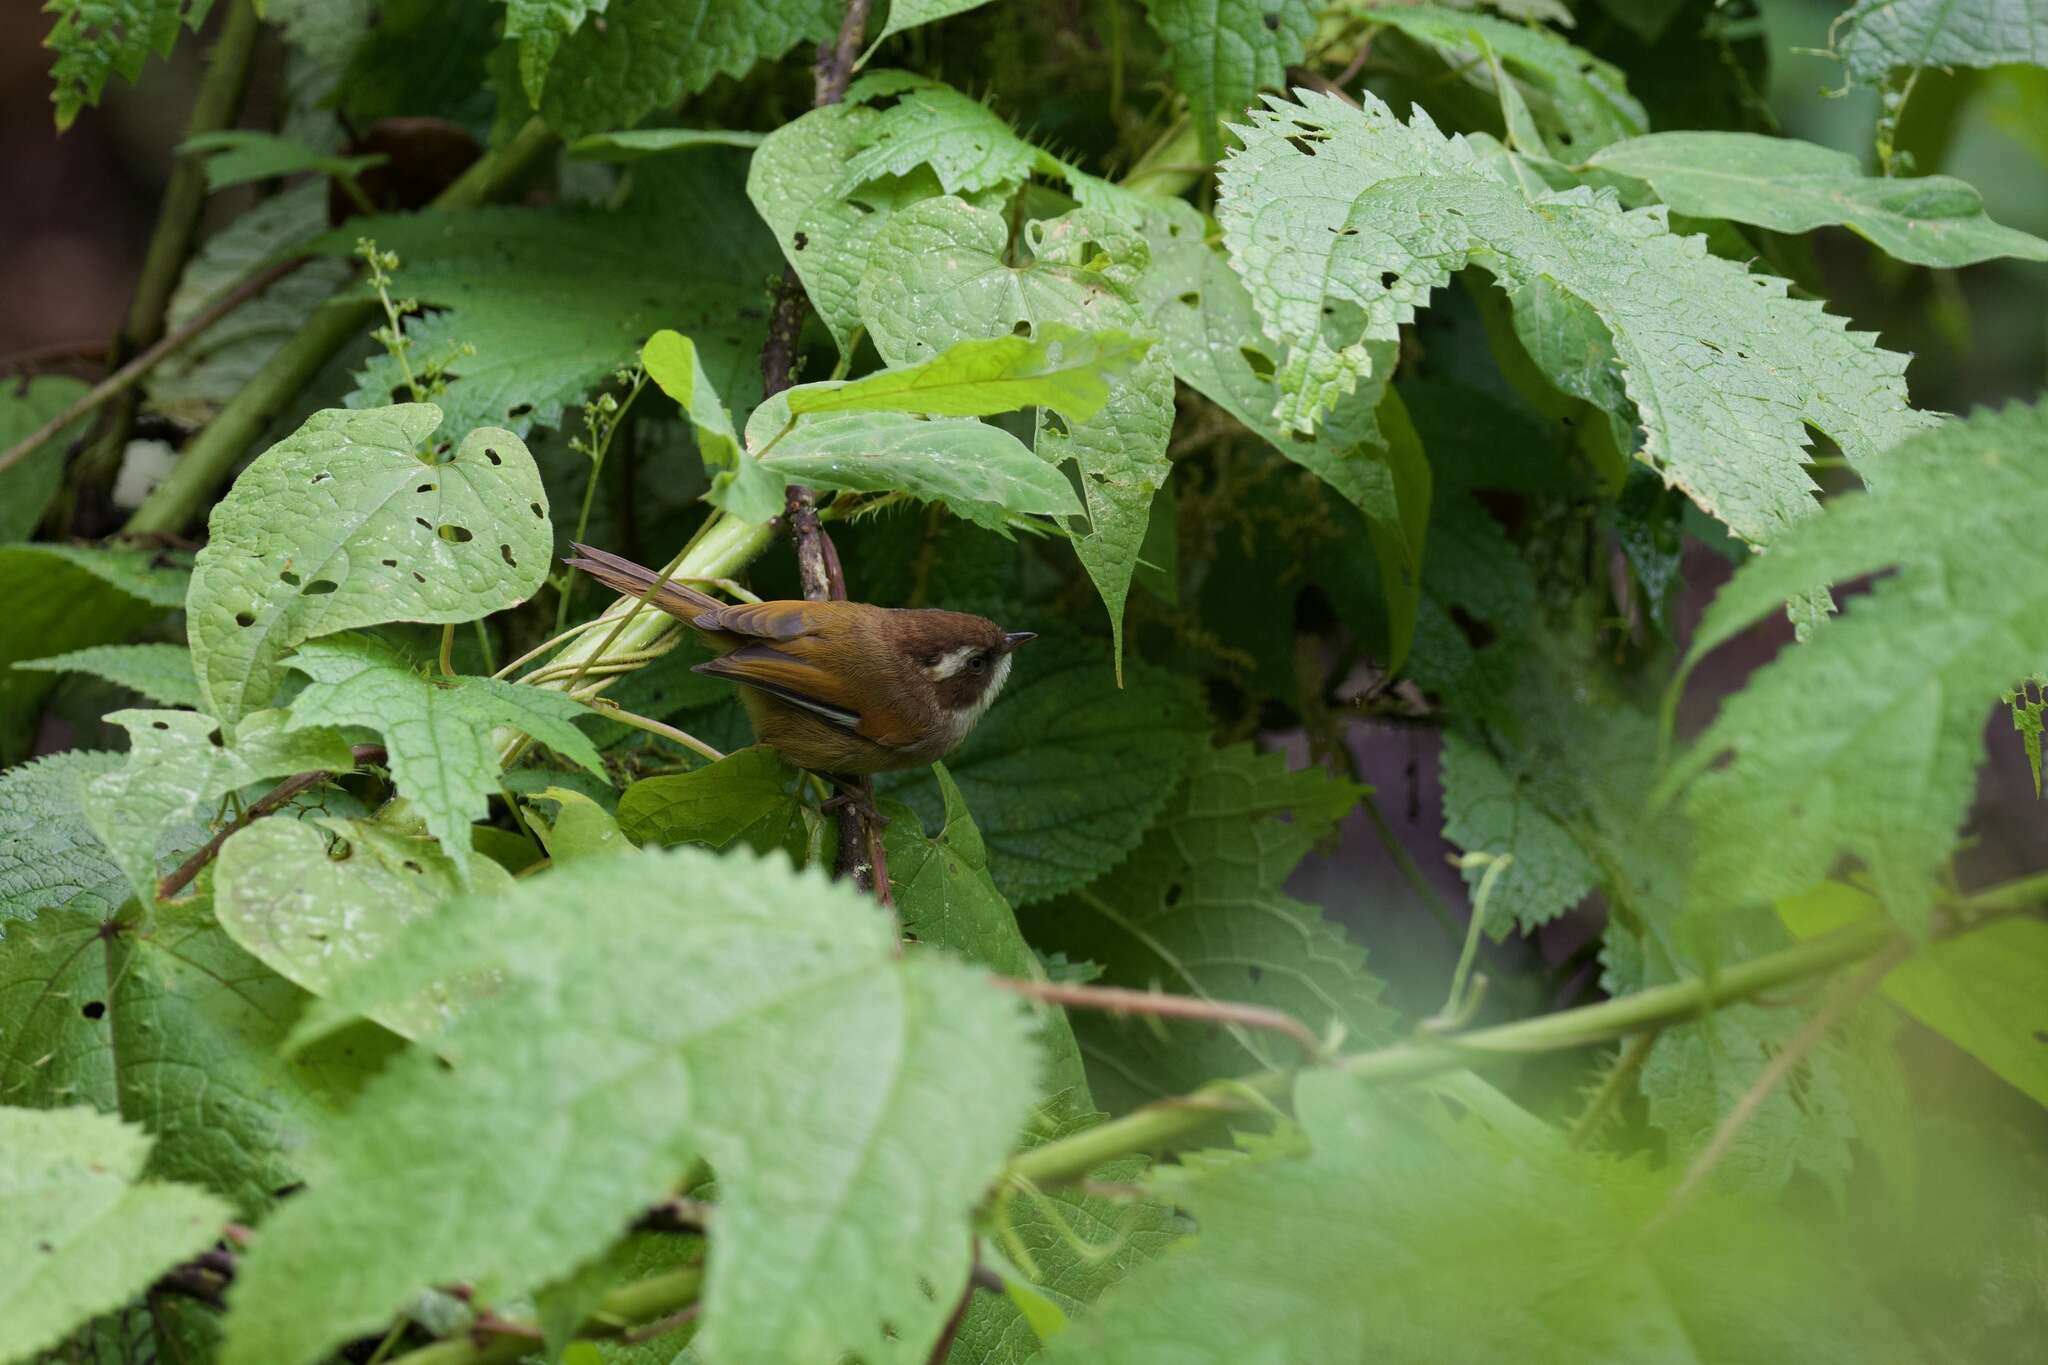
[566, 543, 1036, 774]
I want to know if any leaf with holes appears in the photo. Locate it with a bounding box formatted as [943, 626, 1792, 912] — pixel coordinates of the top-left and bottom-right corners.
[281, 635, 604, 887]
[216, 815, 514, 1041]
[859, 198, 1176, 662]
[1589, 133, 2048, 268]
[1142, 0, 1317, 160]
[1022, 744, 1392, 1107]
[1217, 91, 1936, 548]
[186, 403, 549, 730]
[0, 1106, 230, 1363]
[224, 846, 1041, 1365]
[16, 643, 202, 711]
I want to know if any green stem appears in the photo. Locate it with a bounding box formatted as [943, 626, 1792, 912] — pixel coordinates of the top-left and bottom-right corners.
[69, 0, 263, 516]
[1118, 115, 1206, 197]
[1005, 916, 1905, 1188]
[122, 117, 561, 537]
[384, 1266, 703, 1365]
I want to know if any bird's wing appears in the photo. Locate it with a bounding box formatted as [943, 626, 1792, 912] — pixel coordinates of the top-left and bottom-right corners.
[694, 643, 922, 747]
[694, 599, 833, 642]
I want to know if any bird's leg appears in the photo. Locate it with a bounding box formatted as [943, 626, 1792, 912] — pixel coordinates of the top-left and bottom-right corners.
[817, 772, 889, 829]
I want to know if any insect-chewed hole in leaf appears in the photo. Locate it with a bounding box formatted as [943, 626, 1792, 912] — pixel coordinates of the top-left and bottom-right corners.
[412, 571, 427, 583]
[1239, 346, 1276, 379]
[1449, 605, 1497, 650]
[417, 482, 437, 494]
[1328, 225, 1359, 237]
[1262, 10, 1280, 29]
[81, 1001, 105, 1020]
[499, 543, 517, 567]
[793, 230, 809, 250]
[1286, 134, 1321, 157]
[1177, 291, 1200, 307]
[311, 471, 332, 485]
[1380, 271, 1398, 289]
[1011, 319, 1032, 337]
[151, 720, 169, 731]
[401, 860, 424, 875]
[1164, 881, 1182, 906]
[484, 447, 501, 465]
[415, 517, 431, 530]
[381, 558, 399, 568]
[847, 198, 874, 217]
[507, 403, 533, 419]
[439, 524, 473, 543]
[529, 501, 545, 519]
[235, 611, 257, 627]
[304, 580, 339, 596]
[280, 569, 301, 587]
[1042, 411, 1069, 438]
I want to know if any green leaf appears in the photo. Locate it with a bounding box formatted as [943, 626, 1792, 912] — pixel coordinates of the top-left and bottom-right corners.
[882, 636, 1205, 907]
[225, 847, 1042, 1365]
[537, 0, 840, 139]
[1439, 731, 1598, 939]
[502, 0, 608, 102]
[0, 542, 187, 763]
[281, 635, 604, 887]
[786, 326, 1153, 422]
[748, 393, 1086, 532]
[178, 129, 386, 193]
[641, 328, 784, 525]
[1833, 0, 2048, 85]
[1041, 1071, 1902, 1363]
[83, 709, 355, 908]
[0, 375, 90, 542]
[1216, 90, 1937, 548]
[860, 198, 1176, 661]
[334, 151, 782, 439]
[1141, 0, 1317, 161]
[2009, 677, 2047, 798]
[1366, 4, 1648, 154]
[1670, 401, 2048, 932]
[216, 814, 514, 1040]
[565, 126, 766, 160]
[526, 787, 631, 864]
[0, 1106, 230, 1363]
[865, 0, 997, 51]
[43, 0, 217, 130]
[1589, 132, 2048, 268]
[0, 751, 127, 932]
[615, 744, 812, 859]
[186, 403, 549, 729]
[1024, 744, 1391, 1105]
[1781, 882, 2048, 1108]
[16, 643, 202, 710]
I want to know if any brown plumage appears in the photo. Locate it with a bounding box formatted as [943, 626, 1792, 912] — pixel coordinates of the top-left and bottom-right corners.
[565, 543, 1035, 774]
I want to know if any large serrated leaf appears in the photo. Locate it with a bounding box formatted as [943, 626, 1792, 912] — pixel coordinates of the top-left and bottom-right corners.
[281, 636, 604, 887]
[0, 375, 90, 542]
[16, 643, 202, 711]
[0, 1107, 230, 1363]
[616, 744, 812, 859]
[1439, 731, 1597, 940]
[0, 751, 127, 933]
[1217, 90, 1936, 547]
[1143, 0, 1317, 160]
[43, 0, 217, 129]
[1832, 0, 2048, 85]
[187, 404, 549, 729]
[223, 846, 1041, 1365]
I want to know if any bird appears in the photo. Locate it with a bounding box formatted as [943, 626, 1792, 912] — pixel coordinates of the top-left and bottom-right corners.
[564, 542, 1036, 775]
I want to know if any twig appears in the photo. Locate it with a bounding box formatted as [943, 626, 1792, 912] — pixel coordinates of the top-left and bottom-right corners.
[1565, 1027, 1658, 1150]
[989, 976, 1324, 1060]
[924, 1273, 975, 1365]
[155, 744, 384, 902]
[582, 702, 726, 764]
[0, 340, 105, 375]
[1645, 941, 1909, 1231]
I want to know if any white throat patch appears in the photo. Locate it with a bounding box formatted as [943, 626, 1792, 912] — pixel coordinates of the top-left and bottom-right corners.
[940, 650, 1013, 745]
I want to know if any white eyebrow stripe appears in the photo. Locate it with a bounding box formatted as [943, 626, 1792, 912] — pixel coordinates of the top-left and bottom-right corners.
[924, 645, 982, 681]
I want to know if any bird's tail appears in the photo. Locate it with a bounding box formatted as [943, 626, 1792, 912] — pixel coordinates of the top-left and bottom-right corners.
[563, 543, 726, 622]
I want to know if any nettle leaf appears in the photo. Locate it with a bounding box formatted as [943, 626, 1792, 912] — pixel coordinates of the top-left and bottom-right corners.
[16, 643, 202, 710]
[0, 542, 187, 763]
[1142, 0, 1317, 161]
[1024, 744, 1391, 1106]
[1439, 731, 1597, 939]
[882, 636, 1205, 907]
[860, 198, 1176, 659]
[866, 0, 996, 49]
[336, 152, 781, 438]
[1670, 401, 2048, 933]
[0, 751, 128, 932]
[84, 709, 355, 908]
[187, 404, 549, 729]
[525, 787, 629, 864]
[787, 325, 1153, 421]
[748, 390, 1085, 533]
[0, 1107, 230, 1364]
[616, 744, 813, 859]
[281, 636, 604, 886]
[1832, 0, 2048, 86]
[216, 815, 514, 1041]
[1589, 133, 2048, 269]
[1041, 1072, 1900, 1363]
[537, 0, 840, 139]
[224, 847, 1042, 1365]
[43, 0, 217, 130]
[566, 127, 767, 160]
[1367, 4, 1647, 154]
[1, 375, 90, 542]
[1217, 91, 1936, 548]
[178, 129, 385, 193]
[642, 329, 783, 525]
[501, 0, 608, 102]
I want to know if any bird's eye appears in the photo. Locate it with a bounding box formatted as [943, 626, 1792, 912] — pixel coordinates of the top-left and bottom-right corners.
[968, 653, 987, 674]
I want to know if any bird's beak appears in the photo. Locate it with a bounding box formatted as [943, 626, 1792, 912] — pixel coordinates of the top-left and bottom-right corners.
[1002, 631, 1038, 651]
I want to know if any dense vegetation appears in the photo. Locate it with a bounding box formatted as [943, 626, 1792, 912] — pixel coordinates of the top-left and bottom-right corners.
[5, 0, 2047, 1361]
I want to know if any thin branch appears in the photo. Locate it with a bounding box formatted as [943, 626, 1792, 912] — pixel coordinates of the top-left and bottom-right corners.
[990, 976, 1324, 1060]
[1646, 940, 1909, 1231]
[0, 339, 106, 375]
[1566, 1027, 1658, 1150]
[924, 1274, 975, 1365]
[0, 256, 310, 479]
[155, 744, 385, 902]
[582, 702, 726, 764]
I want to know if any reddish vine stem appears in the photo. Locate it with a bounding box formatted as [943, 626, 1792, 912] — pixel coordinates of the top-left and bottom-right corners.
[154, 744, 386, 902]
[991, 977, 1325, 1059]
[757, 0, 892, 904]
